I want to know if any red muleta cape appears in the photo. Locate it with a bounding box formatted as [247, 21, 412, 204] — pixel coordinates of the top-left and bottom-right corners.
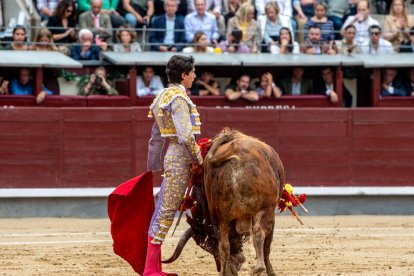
[108, 171, 155, 275]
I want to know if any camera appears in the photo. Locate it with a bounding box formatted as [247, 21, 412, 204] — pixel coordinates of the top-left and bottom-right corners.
[95, 75, 103, 85]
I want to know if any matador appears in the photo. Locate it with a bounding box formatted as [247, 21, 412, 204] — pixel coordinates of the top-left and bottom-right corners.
[143, 55, 203, 276]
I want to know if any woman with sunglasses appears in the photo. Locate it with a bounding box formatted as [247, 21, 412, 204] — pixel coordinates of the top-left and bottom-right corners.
[47, 0, 77, 46]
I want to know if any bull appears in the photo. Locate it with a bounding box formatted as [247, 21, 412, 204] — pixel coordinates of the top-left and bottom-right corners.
[163, 128, 285, 276]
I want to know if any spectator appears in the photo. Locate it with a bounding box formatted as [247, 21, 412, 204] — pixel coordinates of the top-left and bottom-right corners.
[399, 27, 414, 53]
[403, 68, 414, 96]
[47, 0, 77, 45]
[71, 29, 101, 60]
[304, 3, 334, 43]
[381, 68, 407, 97]
[187, 0, 225, 38]
[256, 72, 282, 98]
[270, 27, 300, 54]
[325, 0, 350, 40]
[280, 67, 313, 95]
[9, 68, 53, 104]
[4, 25, 29, 51]
[120, 0, 154, 27]
[191, 71, 220, 96]
[137, 66, 164, 96]
[375, 0, 392, 15]
[256, 0, 296, 32]
[0, 79, 9, 95]
[31, 27, 58, 51]
[315, 67, 339, 104]
[79, 66, 119, 95]
[37, 0, 61, 21]
[224, 74, 259, 101]
[227, 2, 257, 52]
[257, 1, 293, 53]
[182, 31, 215, 53]
[361, 25, 394, 54]
[113, 24, 142, 52]
[293, 0, 314, 43]
[149, 0, 186, 52]
[223, 0, 241, 25]
[383, 0, 414, 51]
[341, 0, 379, 45]
[338, 24, 360, 54]
[153, 0, 187, 17]
[79, 0, 113, 43]
[77, 0, 125, 29]
[300, 25, 337, 55]
[219, 28, 249, 53]
[184, 0, 219, 44]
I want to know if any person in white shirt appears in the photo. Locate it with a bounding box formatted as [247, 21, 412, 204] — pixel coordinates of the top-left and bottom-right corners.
[316, 67, 339, 103]
[136, 66, 165, 96]
[341, 0, 379, 45]
[361, 25, 394, 54]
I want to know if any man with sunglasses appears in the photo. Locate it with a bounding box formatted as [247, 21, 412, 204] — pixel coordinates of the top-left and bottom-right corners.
[361, 25, 394, 54]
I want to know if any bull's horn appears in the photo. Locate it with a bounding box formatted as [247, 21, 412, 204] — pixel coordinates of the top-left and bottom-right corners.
[162, 228, 193, 263]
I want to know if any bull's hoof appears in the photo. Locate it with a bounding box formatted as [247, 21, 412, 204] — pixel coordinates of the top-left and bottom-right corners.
[252, 266, 267, 276]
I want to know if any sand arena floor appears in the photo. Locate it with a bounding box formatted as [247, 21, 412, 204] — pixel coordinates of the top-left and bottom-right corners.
[0, 216, 413, 276]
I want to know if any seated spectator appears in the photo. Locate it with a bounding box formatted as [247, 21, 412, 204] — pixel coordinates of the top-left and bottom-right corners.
[37, 0, 60, 21]
[403, 68, 414, 96]
[187, 0, 225, 38]
[341, 0, 379, 45]
[223, 0, 240, 25]
[9, 68, 53, 104]
[338, 24, 360, 54]
[383, 0, 414, 51]
[153, 0, 187, 17]
[293, 0, 314, 43]
[270, 27, 300, 54]
[0, 79, 9, 95]
[280, 67, 313, 95]
[227, 2, 257, 52]
[113, 24, 142, 52]
[79, 0, 113, 43]
[315, 67, 339, 104]
[182, 31, 215, 53]
[78, 0, 125, 29]
[256, 0, 296, 31]
[326, 0, 349, 40]
[304, 3, 334, 43]
[184, 0, 219, 44]
[375, 0, 393, 15]
[137, 66, 164, 96]
[361, 25, 394, 54]
[31, 27, 58, 51]
[71, 29, 101, 60]
[300, 25, 337, 55]
[224, 74, 259, 101]
[120, 0, 154, 27]
[79, 66, 119, 95]
[149, 0, 186, 52]
[256, 72, 282, 98]
[191, 71, 220, 96]
[257, 1, 293, 53]
[4, 25, 29, 51]
[47, 0, 77, 45]
[381, 68, 407, 97]
[399, 27, 414, 53]
[219, 28, 249, 53]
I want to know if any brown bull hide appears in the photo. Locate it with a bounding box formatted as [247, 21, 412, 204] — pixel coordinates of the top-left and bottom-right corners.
[204, 129, 284, 276]
[164, 128, 284, 276]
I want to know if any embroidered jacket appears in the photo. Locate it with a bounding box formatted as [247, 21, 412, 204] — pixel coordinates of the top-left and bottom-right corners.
[147, 85, 202, 170]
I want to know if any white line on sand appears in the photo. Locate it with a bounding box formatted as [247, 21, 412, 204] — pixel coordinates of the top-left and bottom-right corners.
[0, 239, 113, 246]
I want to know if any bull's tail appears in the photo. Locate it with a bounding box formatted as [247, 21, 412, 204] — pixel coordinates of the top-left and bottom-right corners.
[208, 142, 240, 167]
[276, 159, 285, 200]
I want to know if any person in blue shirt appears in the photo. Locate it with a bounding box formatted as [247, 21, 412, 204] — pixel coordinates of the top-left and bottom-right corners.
[70, 29, 101, 60]
[9, 68, 54, 104]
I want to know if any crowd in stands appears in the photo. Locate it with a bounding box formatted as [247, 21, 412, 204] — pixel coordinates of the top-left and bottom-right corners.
[1, 0, 414, 104]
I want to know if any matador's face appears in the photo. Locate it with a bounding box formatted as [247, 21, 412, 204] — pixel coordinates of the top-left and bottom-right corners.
[181, 68, 196, 89]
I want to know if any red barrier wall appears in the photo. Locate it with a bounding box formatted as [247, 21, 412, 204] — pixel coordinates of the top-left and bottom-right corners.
[1, 107, 413, 188]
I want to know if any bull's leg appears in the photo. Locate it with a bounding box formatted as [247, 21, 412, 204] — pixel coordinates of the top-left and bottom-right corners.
[263, 224, 275, 276]
[252, 211, 267, 276]
[218, 223, 237, 276]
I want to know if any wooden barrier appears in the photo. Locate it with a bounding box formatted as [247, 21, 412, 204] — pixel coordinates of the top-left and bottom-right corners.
[1, 107, 413, 189]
